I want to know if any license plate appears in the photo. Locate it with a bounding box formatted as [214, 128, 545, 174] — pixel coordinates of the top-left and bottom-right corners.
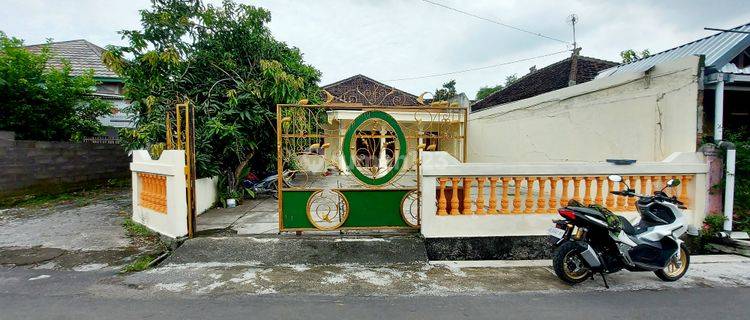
[548, 227, 566, 239]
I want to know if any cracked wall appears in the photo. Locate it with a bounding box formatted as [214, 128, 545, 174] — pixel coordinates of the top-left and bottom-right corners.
[467, 56, 701, 163]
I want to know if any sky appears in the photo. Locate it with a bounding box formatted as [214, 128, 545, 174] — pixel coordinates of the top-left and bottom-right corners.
[2, 0, 750, 99]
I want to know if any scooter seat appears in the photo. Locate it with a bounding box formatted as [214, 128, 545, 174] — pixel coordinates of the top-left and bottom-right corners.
[618, 215, 641, 235]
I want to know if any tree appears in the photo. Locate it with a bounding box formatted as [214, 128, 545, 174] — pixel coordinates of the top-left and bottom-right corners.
[620, 49, 651, 63]
[433, 79, 457, 101]
[104, 0, 321, 197]
[474, 73, 519, 100]
[475, 84, 503, 100]
[0, 32, 112, 141]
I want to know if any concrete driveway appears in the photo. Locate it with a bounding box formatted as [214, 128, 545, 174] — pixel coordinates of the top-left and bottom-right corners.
[197, 196, 279, 235]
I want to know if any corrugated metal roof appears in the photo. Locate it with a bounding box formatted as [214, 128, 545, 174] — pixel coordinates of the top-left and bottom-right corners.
[597, 22, 750, 78]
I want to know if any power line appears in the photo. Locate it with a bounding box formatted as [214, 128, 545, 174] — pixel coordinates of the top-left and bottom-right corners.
[385, 50, 569, 81]
[420, 0, 571, 45]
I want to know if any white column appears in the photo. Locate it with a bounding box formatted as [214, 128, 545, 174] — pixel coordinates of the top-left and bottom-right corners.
[724, 148, 736, 232]
[714, 75, 724, 142]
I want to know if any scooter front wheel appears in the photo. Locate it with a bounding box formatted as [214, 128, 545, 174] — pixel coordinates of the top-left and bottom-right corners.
[553, 241, 592, 284]
[655, 245, 690, 281]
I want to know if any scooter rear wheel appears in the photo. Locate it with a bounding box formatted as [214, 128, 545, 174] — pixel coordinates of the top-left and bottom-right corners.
[655, 245, 690, 281]
[553, 241, 592, 284]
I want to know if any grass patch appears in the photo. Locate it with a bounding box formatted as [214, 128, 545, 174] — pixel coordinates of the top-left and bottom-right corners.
[120, 255, 155, 273]
[123, 218, 154, 237]
[0, 178, 131, 209]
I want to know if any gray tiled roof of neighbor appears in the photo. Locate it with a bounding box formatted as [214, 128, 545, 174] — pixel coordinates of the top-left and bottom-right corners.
[25, 39, 119, 79]
[597, 22, 750, 77]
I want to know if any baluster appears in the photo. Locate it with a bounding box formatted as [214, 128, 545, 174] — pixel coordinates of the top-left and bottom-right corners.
[138, 173, 145, 206]
[680, 175, 691, 207]
[475, 177, 486, 214]
[512, 177, 522, 213]
[561, 177, 571, 207]
[639, 176, 647, 198]
[159, 176, 167, 212]
[548, 177, 559, 213]
[450, 177, 460, 215]
[536, 177, 547, 213]
[572, 177, 582, 203]
[652, 176, 661, 194]
[463, 177, 474, 215]
[616, 180, 626, 211]
[606, 178, 615, 208]
[488, 177, 499, 214]
[501, 177, 510, 213]
[627, 176, 637, 211]
[583, 177, 593, 205]
[524, 177, 535, 213]
[595, 176, 604, 205]
[437, 178, 448, 215]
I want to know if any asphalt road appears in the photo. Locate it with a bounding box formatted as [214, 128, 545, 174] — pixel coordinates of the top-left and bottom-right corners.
[1, 268, 748, 320]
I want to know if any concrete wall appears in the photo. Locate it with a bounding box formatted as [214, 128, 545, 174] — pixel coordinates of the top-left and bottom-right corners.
[195, 176, 218, 215]
[420, 152, 709, 238]
[468, 56, 701, 163]
[0, 132, 130, 198]
[130, 150, 188, 238]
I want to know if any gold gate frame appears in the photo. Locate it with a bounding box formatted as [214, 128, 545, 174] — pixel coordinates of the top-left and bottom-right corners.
[276, 101, 468, 232]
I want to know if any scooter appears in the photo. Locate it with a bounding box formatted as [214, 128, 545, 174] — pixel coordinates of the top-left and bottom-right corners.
[548, 175, 691, 288]
[242, 170, 298, 199]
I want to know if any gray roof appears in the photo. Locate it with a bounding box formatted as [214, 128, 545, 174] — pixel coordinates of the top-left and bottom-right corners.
[598, 22, 750, 77]
[25, 39, 120, 80]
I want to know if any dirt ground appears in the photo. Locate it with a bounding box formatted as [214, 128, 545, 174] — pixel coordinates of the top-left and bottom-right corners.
[0, 187, 162, 272]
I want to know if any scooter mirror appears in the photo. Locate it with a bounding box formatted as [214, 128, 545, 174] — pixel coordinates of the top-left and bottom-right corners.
[667, 179, 680, 187]
[607, 175, 623, 182]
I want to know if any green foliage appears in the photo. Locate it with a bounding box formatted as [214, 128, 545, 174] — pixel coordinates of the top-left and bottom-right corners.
[120, 255, 155, 273]
[105, 0, 321, 195]
[620, 49, 651, 63]
[725, 131, 750, 232]
[0, 32, 112, 141]
[701, 214, 727, 236]
[433, 79, 457, 101]
[475, 74, 519, 100]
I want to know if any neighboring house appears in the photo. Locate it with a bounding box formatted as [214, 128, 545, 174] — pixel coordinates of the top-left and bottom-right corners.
[26, 39, 132, 140]
[304, 74, 466, 174]
[596, 22, 750, 142]
[471, 51, 618, 112]
[320, 74, 422, 106]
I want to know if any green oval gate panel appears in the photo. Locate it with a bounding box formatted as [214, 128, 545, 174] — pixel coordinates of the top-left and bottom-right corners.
[342, 110, 407, 186]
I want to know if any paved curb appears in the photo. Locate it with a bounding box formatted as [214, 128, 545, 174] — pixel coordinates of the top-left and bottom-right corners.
[431, 254, 750, 268]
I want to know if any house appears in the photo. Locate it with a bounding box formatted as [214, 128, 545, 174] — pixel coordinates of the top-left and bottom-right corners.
[298, 74, 466, 177]
[596, 22, 750, 142]
[26, 39, 132, 140]
[320, 74, 423, 106]
[471, 51, 618, 112]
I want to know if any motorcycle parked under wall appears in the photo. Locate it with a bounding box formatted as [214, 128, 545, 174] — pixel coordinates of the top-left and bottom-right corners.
[548, 175, 692, 288]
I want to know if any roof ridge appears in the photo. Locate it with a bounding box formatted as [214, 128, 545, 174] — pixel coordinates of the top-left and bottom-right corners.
[322, 74, 419, 98]
[578, 55, 619, 65]
[25, 38, 90, 48]
[474, 56, 574, 104]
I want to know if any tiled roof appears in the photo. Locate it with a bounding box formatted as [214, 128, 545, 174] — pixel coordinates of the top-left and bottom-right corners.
[25, 39, 120, 79]
[321, 74, 422, 106]
[471, 55, 618, 112]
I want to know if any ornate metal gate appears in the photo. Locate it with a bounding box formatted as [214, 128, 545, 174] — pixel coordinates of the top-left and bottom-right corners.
[277, 102, 466, 231]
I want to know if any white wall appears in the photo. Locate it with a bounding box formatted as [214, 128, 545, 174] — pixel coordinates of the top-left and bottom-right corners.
[468, 56, 701, 163]
[420, 152, 709, 238]
[195, 176, 218, 215]
[130, 150, 188, 238]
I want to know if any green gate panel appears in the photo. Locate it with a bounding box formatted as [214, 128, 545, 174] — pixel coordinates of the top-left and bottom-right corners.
[281, 190, 316, 229]
[340, 189, 411, 228]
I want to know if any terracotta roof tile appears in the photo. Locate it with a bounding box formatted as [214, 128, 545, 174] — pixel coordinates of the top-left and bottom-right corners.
[321, 74, 422, 106]
[471, 55, 618, 112]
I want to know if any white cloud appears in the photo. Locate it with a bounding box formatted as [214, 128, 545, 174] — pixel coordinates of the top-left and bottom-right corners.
[2, 0, 749, 99]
